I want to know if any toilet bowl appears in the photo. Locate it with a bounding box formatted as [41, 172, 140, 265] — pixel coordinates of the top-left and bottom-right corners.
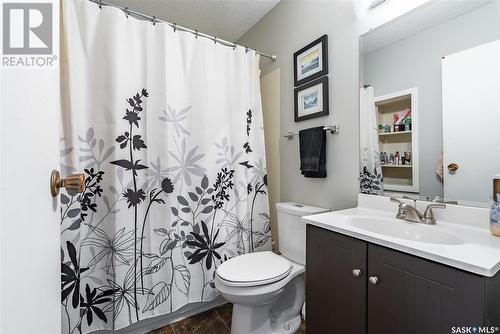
[215, 251, 305, 334]
[214, 202, 329, 334]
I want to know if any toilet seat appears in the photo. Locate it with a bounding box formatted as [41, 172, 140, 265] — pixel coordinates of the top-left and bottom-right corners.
[216, 251, 292, 287]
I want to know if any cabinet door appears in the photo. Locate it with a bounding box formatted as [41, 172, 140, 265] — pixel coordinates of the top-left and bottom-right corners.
[367, 244, 484, 334]
[306, 226, 367, 334]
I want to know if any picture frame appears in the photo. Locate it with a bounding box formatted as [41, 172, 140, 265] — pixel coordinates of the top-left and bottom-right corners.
[294, 76, 329, 122]
[294, 34, 328, 87]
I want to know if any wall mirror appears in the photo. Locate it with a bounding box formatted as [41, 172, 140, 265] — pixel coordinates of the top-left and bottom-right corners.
[359, 0, 500, 207]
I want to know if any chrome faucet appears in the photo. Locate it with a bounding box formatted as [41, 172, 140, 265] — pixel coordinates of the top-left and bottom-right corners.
[390, 197, 446, 225]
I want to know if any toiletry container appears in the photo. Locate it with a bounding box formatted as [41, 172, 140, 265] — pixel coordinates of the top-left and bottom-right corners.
[491, 175, 500, 237]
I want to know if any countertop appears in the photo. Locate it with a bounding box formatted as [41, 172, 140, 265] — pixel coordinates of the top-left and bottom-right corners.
[303, 195, 500, 277]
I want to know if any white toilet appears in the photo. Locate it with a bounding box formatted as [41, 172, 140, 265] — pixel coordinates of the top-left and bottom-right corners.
[215, 202, 329, 334]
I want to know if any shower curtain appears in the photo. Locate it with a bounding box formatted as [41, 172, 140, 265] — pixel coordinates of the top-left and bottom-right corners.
[359, 87, 384, 195]
[60, 1, 270, 333]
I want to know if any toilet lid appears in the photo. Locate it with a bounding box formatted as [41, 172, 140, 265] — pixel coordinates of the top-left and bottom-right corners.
[216, 251, 292, 287]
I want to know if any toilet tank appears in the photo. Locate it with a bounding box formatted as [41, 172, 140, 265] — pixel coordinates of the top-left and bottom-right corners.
[276, 202, 329, 265]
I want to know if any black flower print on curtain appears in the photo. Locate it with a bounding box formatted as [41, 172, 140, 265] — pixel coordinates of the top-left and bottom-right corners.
[359, 86, 384, 195]
[62, 2, 269, 331]
[61, 85, 270, 332]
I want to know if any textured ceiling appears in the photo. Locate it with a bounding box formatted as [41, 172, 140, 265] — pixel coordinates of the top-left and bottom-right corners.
[106, 0, 280, 42]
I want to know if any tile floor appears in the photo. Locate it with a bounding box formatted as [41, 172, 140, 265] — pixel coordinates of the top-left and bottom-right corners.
[148, 303, 306, 334]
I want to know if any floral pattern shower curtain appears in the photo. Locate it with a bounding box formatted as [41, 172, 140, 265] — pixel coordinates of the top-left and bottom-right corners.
[359, 86, 384, 195]
[60, 1, 270, 332]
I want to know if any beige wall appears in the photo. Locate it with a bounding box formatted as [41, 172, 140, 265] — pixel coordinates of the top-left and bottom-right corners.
[260, 68, 281, 248]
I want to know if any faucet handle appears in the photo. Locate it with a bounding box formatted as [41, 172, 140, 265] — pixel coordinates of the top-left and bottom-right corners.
[431, 196, 458, 205]
[424, 203, 446, 213]
[403, 195, 418, 201]
[390, 197, 403, 205]
[391, 197, 408, 219]
[423, 203, 446, 224]
[403, 195, 418, 205]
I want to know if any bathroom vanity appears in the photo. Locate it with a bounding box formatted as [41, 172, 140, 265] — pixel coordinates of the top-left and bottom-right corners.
[304, 195, 500, 334]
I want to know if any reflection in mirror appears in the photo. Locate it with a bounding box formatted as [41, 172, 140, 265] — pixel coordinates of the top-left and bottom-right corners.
[359, 1, 500, 207]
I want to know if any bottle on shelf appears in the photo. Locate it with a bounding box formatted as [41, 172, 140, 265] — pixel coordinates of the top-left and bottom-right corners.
[405, 152, 411, 164]
[404, 117, 412, 131]
[491, 175, 500, 237]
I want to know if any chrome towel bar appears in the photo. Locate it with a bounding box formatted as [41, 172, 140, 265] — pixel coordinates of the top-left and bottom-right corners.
[283, 125, 340, 140]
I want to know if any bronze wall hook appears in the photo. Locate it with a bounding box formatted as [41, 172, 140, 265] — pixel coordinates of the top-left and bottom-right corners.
[50, 170, 85, 197]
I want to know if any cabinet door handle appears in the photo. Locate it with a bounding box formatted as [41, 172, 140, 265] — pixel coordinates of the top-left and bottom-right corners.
[352, 269, 362, 277]
[368, 276, 379, 285]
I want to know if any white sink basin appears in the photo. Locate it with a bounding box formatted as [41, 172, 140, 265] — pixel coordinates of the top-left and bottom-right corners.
[347, 216, 464, 245]
[302, 194, 500, 277]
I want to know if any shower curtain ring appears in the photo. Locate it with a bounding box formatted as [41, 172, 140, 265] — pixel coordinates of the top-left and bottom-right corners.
[232, 43, 237, 50]
[124, 7, 129, 18]
[213, 36, 217, 44]
[195, 30, 199, 38]
[152, 16, 157, 25]
[173, 23, 177, 32]
[245, 46, 249, 53]
[98, 0, 102, 9]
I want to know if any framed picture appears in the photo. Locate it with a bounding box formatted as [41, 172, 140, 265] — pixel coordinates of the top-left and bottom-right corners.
[294, 34, 328, 87]
[294, 76, 329, 122]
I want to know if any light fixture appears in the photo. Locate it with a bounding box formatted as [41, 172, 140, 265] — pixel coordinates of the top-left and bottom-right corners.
[369, 0, 386, 10]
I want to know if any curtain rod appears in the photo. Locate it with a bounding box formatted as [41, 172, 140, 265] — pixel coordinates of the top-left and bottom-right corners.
[87, 0, 277, 61]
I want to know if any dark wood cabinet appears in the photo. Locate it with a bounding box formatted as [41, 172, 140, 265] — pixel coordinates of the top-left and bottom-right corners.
[367, 244, 483, 334]
[306, 225, 367, 334]
[306, 225, 500, 334]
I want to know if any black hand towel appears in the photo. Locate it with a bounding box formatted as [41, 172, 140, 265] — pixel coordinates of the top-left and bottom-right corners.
[299, 126, 327, 178]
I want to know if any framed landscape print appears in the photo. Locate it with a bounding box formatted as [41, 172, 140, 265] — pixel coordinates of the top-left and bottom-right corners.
[294, 76, 329, 122]
[294, 34, 328, 87]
